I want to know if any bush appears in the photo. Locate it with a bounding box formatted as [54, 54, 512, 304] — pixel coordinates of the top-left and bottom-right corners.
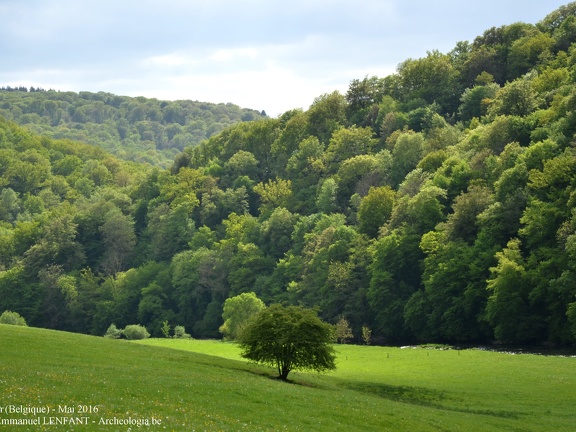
[123, 324, 150, 340]
[173, 325, 191, 339]
[104, 323, 122, 339]
[0, 310, 27, 326]
[161, 320, 171, 338]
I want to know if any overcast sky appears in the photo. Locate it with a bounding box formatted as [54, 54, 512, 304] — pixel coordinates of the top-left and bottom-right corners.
[0, 0, 570, 116]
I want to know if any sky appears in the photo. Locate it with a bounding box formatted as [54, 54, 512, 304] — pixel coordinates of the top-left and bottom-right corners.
[0, 0, 571, 117]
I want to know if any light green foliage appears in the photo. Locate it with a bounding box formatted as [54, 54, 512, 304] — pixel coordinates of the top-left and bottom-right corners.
[488, 77, 537, 117]
[357, 186, 395, 238]
[485, 239, 538, 343]
[253, 178, 292, 215]
[0, 310, 27, 326]
[361, 325, 372, 345]
[219, 292, 265, 340]
[507, 31, 555, 79]
[161, 320, 171, 338]
[173, 325, 191, 339]
[324, 126, 377, 172]
[104, 323, 122, 338]
[316, 178, 338, 213]
[0, 90, 264, 167]
[238, 304, 336, 380]
[334, 317, 354, 343]
[390, 131, 425, 187]
[122, 324, 150, 340]
[307, 91, 347, 144]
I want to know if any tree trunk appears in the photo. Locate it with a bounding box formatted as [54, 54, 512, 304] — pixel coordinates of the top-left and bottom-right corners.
[279, 366, 291, 381]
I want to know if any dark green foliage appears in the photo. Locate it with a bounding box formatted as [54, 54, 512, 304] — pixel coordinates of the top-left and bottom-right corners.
[237, 305, 336, 380]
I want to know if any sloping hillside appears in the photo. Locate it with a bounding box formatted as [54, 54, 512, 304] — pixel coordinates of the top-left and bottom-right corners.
[0, 89, 265, 167]
[3, 324, 576, 431]
[1, 3, 576, 346]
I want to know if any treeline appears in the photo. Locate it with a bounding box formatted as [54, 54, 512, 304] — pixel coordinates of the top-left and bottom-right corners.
[0, 86, 49, 92]
[2, 3, 576, 346]
[0, 90, 265, 168]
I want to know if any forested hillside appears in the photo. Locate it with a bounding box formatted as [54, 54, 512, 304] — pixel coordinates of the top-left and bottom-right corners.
[0, 89, 265, 168]
[2, 3, 576, 346]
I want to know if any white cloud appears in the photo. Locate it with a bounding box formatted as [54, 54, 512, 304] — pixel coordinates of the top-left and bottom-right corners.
[210, 47, 259, 62]
[144, 54, 194, 67]
[0, 0, 570, 118]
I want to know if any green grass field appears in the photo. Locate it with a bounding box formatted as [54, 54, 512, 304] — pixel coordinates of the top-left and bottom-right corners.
[1, 324, 575, 431]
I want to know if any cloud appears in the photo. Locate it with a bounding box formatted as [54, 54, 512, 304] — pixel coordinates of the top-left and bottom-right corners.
[0, 0, 570, 117]
[210, 48, 259, 62]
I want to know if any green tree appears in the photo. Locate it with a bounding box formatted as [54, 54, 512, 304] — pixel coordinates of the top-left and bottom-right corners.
[99, 209, 136, 275]
[397, 50, 461, 113]
[316, 178, 338, 214]
[324, 126, 377, 173]
[485, 239, 543, 343]
[357, 186, 395, 238]
[24, 212, 85, 274]
[307, 91, 347, 144]
[238, 304, 336, 381]
[458, 83, 500, 121]
[0, 188, 20, 222]
[222, 150, 259, 185]
[334, 317, 353, 343]
[368, 227, 422, 342]
[488, 77, 537, 118]
[260, 207, 297, 260]
[390, 131, 425, 187]
[507, 31, 554, 80]
[219, 292, 265, 340]
[253, 178, 292, 216]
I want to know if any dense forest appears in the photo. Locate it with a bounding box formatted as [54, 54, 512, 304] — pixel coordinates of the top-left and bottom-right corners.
[0, 89, 265, 168]
[2, 3, 576, 346]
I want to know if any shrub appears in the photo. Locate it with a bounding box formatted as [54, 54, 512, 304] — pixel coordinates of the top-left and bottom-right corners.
[0, 310, 27, 326]
[161, 320, 171, 338]
[123, 324, 150, 340]
[104, 323, 122, 339]
[334, 318, 354, 344]
[362, 325, 372, 345]
[173, 325, 191, 339]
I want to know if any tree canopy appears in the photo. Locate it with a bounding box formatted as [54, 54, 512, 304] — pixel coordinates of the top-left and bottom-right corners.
[1, 3, 576, 347]
[219, 292, 265, 340]
[237, 305, 336, 380]
[0, 89, 265, 168]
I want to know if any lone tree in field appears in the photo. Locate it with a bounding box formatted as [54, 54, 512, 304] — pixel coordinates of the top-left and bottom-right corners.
[237, 304, 336, 381]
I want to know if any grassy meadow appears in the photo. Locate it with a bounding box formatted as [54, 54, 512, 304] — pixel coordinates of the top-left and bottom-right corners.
[1, 324, 575, 431]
